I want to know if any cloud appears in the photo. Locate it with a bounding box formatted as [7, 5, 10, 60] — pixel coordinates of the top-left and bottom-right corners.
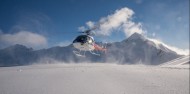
[83, 7, 143, 37]
[86, 21, 95, 29]
[78, 21, 96, 31]
[78, 26, 86, 31]
[123, 22, 143, 36]
[148, 38, 189, 55]
[0, 31, 47, 49]
[0, 13, 52, 49]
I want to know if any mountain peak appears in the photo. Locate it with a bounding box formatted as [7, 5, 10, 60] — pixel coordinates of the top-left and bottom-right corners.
[4, 44, 33, 51]
[127, 33, 146, 41]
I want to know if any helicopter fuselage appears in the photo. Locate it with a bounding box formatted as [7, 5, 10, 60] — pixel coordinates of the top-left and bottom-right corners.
[73, 35, 95, 51]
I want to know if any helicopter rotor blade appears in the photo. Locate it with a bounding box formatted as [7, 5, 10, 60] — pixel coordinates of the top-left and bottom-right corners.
[78, 22, 103, 35]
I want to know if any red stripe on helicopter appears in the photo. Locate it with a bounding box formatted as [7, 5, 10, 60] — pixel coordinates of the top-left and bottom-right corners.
[94, 43, 107, 52]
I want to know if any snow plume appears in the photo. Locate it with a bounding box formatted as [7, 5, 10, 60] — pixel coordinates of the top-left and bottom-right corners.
[78, 21, 95, 31]
[0, 31, 47, 49]
[148, 38, 189, 55]
[80, 7, 144, 37]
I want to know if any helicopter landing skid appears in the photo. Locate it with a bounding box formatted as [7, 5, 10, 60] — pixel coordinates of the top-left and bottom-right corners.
[90, 51, 100, 56]
[73, 50, 86, 57]
[73, 50, 100, 57]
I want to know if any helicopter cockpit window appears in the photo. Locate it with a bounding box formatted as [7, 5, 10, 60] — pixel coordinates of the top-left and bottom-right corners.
[73, 35, 95, 44]
[73, 35, 87, 43]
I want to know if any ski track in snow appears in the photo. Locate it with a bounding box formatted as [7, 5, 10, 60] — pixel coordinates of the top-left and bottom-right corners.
[0, 63, 189, 94]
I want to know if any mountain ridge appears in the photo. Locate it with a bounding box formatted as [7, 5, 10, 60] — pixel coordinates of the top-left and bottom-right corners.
[0, 33, 182, 66]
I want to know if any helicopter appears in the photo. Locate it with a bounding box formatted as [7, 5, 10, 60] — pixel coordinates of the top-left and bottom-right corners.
[72, 27, 107, 57]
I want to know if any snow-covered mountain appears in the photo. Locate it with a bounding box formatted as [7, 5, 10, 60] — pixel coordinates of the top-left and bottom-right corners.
[105, 33, 180, 64]
[0, 44, 35, 66]
[0, 33, 182, 66]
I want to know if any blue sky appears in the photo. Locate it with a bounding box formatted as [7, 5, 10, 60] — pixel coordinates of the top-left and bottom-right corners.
[0, 0, 189, 53]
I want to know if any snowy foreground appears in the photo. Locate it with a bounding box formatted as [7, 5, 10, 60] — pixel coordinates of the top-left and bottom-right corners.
[0, 63, 189, 94]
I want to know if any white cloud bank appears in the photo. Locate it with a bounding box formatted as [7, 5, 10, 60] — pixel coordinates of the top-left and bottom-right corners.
[82, 7, 144, 37]
[0, 31, 47, 49]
